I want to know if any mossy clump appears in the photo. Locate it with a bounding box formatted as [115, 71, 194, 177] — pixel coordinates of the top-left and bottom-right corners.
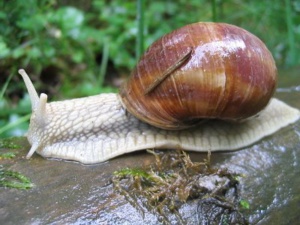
[0, 165, 34, 189]
[0, 137, 24, 149]
[0, 152, 16, 159]
[112, 150, 249, 224]
[0, 137, 34, 189]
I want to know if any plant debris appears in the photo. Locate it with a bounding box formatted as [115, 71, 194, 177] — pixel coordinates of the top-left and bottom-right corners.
[111, 150, 249, 224]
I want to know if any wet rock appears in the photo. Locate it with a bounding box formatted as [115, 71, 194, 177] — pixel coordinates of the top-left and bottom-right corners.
[1, 84, 300, 225]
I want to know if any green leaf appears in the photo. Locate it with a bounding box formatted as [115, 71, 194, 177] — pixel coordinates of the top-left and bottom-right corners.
[0, 39, 10, 58]
[49, 6, 85, 39]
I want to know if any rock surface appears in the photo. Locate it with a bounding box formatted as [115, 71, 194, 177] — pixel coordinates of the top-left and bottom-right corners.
[1, 74, 300, 225]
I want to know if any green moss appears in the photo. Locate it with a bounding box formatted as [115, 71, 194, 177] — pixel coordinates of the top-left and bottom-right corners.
[111, 150, 249, 224]
[0, 152, 16, 159]
[240, 199, 250, 210]
[0, 137, 24, 149]
[0, 137, 33, 189]
[0, 166, 34, 189]
[0, 137, 25, 159]
[114, 168, 152, 180]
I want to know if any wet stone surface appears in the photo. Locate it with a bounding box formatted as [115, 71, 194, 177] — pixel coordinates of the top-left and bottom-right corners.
[1, 80, 300, 225]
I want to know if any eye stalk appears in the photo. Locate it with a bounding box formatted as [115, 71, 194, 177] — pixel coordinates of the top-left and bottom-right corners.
[18, 69, 40, 111]
[19, 69, 48, 158]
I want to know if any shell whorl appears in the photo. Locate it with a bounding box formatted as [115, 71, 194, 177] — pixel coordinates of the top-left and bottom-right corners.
[120, 22, 277, 130]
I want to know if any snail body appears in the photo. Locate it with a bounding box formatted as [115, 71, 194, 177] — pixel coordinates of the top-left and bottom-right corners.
[19, 22, 300, 164]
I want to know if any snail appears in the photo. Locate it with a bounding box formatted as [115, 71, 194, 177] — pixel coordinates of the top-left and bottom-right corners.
[19, 22, 300, 164]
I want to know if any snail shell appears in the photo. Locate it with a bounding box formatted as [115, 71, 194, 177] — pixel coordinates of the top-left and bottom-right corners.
[120, 22, 277, 129]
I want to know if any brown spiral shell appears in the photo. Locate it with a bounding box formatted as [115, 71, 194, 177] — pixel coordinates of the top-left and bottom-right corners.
[120, 22, 277, 130]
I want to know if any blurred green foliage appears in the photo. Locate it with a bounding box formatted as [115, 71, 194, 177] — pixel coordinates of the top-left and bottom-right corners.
[0, 0, 300, 137]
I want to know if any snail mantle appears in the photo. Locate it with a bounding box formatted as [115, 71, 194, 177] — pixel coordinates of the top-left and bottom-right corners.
[19, 22, 300, 164]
